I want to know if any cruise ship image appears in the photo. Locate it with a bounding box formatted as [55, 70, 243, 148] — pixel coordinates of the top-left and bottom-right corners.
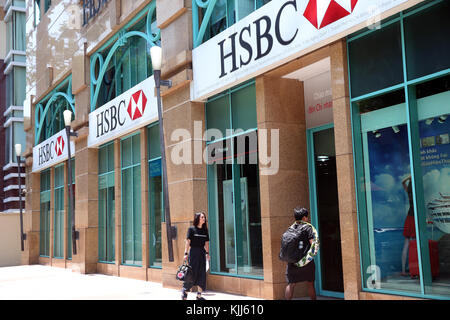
[427, 193, 450, 234]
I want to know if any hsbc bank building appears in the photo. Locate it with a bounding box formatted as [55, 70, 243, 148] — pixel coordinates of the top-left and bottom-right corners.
[21, 0, 449, 299]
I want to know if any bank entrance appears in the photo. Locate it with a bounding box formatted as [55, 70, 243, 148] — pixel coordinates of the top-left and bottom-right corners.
[283, 57, 344, 298]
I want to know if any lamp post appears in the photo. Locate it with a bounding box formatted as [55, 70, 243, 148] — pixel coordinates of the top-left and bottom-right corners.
[63, 110, 78, 255]
[150, 45, 176, 262]
[15, 144, 26, 251]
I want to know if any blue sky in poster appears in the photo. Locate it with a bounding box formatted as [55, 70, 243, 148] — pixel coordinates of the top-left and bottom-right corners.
[367, 124, 411, 229]
[367, 116, 450, 232]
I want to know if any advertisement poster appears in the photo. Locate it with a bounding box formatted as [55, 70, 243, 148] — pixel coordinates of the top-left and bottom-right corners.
[367, 112, 450, 278]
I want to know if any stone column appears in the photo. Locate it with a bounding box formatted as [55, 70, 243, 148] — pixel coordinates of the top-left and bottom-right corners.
[22, 163, 41, 265]
[256, 76, 309, 299]
[156, 0, 207, 289]
[71, 128, 99, 274]
[330, 39, 361, 300]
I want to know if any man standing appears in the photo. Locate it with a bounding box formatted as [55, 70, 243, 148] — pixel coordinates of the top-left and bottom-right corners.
[284, 207, 319, 300]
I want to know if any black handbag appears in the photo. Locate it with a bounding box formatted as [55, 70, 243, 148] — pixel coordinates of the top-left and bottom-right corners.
[176, 262, 193, 282]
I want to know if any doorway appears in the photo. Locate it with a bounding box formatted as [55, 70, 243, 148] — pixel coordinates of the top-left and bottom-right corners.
[307, 124, 344, 298]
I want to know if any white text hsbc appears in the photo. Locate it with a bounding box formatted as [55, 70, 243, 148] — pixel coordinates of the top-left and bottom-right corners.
[95, 100, 126, 138]
[38, 141, 56, 166]
[218, 0, 298, 78]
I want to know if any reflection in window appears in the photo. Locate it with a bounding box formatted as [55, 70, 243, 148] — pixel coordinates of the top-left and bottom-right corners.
[54, 164, 64, 259]
[34, 0, 41, 27]
[98, 143, 115, 263]
[202, 0, 272, 41]
[349, 1, 450, 298]
[358, 92, 420, 293]
[40, 169, 51, 257]
[121, 134, 141, 266]
[205, 82, 263, 278]
[148, 124, 162, 268]
[415, 76, 450, 296]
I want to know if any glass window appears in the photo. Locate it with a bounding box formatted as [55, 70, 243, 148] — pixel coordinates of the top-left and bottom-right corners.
[201, 0, 272, 41]
[348, 0, 450, 299]
[34, 0, 41, 27]
[13, 67, 26, 106]
[36, 77, 74, 144]
[40, 169, 51, 257]
[44, 0, 51, 12]
[231, 84, 257, 132]
[148, 124, 162, 268]
[93, 12, 159, 110]
[355, 91, 421, 294]
[205, 82, 263, 278]
[348, 22, 403, 98]
[13, 11, 26, 51]
[404, 1, 450, 80]
[99, 143, 115, 263]
[54, 164, 64, 259]
[206, 95, 230, 141]
[121, 134, 141, 265]
[411, 75, 450, 296]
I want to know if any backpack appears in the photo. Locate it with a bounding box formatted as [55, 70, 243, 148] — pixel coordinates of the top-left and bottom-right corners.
[279, 223, 308, 263]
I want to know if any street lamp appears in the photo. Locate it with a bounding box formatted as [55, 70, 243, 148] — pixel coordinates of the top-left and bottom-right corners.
[63, 109, 78, 255]
[15, 144, 26, 251]
[150, 45, 176, 262]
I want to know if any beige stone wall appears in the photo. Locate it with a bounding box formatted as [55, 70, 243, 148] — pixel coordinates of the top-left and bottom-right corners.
[0, 213, 21, 267]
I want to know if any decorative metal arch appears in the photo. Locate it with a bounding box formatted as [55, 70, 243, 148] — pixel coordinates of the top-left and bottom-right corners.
[35, 77, 75, 145]
[192, 0, 273, 48]
[90, 2, 160, 112]
[192, 0, 219, 48]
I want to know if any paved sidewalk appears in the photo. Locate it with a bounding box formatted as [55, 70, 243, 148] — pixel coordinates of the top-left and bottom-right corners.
[0, 265, 261, 300]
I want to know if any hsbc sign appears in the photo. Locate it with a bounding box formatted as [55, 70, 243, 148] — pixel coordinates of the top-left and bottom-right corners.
[192, 0, 410, 101]
[88, 76, 158, 148]
[32, 129, 75, 173]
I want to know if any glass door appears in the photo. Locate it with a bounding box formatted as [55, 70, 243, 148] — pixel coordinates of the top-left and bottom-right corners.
[307, 124, 344, 298]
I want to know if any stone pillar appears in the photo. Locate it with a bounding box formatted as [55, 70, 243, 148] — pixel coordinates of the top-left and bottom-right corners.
[156, 0, 207, 289]
[72, 128, 99, 274]
[330, 39, 361, 300]
[256, 76, 309, 299]
[114, 139, 122, 276]
[22, 163, 41, 265]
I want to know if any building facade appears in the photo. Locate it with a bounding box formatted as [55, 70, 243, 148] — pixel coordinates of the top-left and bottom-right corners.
[22, 0, 449, 300]
[0, 0, 26, 267]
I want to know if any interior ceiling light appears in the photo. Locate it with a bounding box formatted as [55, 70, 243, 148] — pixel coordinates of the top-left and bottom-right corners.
[372, 130, 381, 138]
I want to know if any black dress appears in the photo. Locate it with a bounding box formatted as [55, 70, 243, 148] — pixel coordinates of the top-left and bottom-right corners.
[183, 226, 209, 291]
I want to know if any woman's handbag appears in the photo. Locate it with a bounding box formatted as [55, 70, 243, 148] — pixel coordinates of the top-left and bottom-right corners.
[176, 262, 193, 282]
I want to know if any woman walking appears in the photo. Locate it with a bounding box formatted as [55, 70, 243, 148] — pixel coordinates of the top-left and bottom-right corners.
[181, 212, 210, 300]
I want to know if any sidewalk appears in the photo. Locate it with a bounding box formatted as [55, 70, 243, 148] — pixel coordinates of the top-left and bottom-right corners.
[0, 265, 261, 300]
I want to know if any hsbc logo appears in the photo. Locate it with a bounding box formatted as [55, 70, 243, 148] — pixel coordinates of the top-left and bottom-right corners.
[95, 90, 148, 139]
[127, 90, 147, 120]
[88, 76, 157, 148]
[55, 136, 65, 156]
[33, 129, 74, 172]
[304, 0, 358, 29]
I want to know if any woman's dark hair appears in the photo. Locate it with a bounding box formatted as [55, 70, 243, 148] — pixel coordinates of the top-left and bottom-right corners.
[193, 212, 208, 231]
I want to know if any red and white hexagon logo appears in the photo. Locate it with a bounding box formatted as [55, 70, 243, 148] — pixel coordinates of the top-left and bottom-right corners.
[304, 0, 358, 29]
[127, 90, 147, 121]
[55, 136, 65, 157]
